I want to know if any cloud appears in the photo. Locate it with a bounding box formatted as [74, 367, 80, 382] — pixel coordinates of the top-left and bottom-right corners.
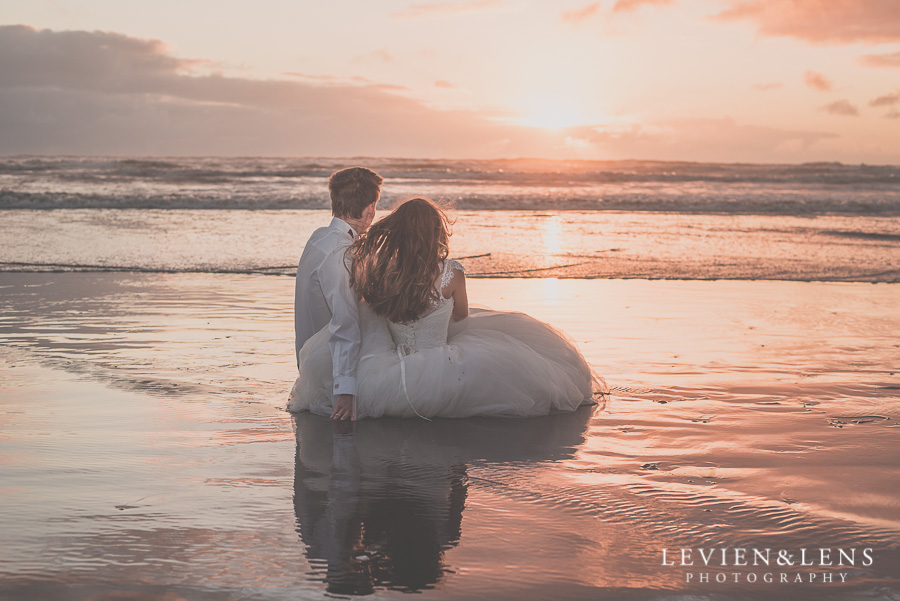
[803, 71, 832, 92]
[392, 0, 504, 18]
[869, 92, 900, 118]
[860, 50, 900, 67]
[612, 0, 673, 12]
[434, 80, 454, 88]
[561, 3, 600, 23]
[0, 24, 199, 91]
[753, 82, 782, 91]
[560, 117, 835, 162]
[820, 100, 859, 116]
[0, 25, 561, 157]
[282, 72, 372, 84]
[562, 0, 672, 22]
[869, 92, 900, 107]
[0, 25, 851, 162]
[714, 0, 900, 44]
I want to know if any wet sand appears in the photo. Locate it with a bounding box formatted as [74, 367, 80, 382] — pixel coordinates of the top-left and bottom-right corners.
[1, 272, 898, 600]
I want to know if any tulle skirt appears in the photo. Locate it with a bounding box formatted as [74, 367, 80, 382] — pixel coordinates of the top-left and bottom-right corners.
[289, 306, 605, 419]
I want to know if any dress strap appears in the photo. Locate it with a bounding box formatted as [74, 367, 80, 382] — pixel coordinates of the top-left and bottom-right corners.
[440, 259, 465, 289]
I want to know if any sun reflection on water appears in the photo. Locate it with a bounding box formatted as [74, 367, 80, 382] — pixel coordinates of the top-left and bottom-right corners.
[539, 213, 564, 257]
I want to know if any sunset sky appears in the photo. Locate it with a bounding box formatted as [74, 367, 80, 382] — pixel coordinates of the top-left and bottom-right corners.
[1, 0, 899, 163]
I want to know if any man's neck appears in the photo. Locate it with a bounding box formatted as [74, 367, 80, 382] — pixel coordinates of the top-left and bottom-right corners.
[338, 215, 366, 235]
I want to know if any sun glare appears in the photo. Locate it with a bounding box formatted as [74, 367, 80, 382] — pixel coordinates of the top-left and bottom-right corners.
[515, 95, 590, 131]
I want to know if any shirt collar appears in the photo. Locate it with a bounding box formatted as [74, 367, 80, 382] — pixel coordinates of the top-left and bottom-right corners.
[330, 217, 358, 239]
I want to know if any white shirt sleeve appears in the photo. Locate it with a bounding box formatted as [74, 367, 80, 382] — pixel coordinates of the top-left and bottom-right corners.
[318, 245, 360, 396]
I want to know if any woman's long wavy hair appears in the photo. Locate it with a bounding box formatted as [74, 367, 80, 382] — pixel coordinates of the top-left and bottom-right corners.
[348, 198, 451, 323]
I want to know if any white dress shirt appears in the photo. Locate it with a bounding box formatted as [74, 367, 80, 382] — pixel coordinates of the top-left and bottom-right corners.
[294, 217, 360, 397]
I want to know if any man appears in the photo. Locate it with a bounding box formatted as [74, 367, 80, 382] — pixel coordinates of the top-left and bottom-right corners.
[294, 166, 382, 421]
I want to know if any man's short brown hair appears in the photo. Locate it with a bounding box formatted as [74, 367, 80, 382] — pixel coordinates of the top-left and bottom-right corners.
[329, 167, 383, 219]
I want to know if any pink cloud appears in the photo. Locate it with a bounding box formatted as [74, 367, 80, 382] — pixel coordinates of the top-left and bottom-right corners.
[753, 82, 782, 91]
[283, 72, 332, 80]
[820, 100, 859, 116]
[885, 110, 900, 119]
[715, 0, 900, 44]
[434, 80, 454, 88]
[282, 73, 373, 85]
[860, 51, 900, 67]
[869, 92, 900, 107]
[803, 71, 832, 92]
[371, 83, 410, 93]
[561, 116, 835, 162]
[561, 3, 600, 23]
[613, 0, 673, 12]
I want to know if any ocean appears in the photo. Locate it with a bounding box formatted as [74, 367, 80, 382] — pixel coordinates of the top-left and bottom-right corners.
[1, 156, 899, 281]
[3, 156, 900, 213]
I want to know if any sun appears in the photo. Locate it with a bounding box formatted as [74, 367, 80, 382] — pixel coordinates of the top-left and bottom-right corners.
[513, 94, 592, 131]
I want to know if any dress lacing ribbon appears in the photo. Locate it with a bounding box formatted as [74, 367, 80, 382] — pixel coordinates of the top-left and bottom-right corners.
[396, 346, 431, 421]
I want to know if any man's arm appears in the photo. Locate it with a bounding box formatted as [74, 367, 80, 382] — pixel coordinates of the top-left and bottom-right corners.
[293, 261, 306, 370]
[318, 246, 361, 420]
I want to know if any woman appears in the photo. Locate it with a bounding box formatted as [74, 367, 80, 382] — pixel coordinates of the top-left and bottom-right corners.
[289, 198, 605, 419]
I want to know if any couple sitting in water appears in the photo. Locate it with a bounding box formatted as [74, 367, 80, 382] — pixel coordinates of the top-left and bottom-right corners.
[289, 166, 604, 420]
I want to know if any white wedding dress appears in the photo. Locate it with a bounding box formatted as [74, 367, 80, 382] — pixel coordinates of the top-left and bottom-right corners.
[289, 261, 604, 419]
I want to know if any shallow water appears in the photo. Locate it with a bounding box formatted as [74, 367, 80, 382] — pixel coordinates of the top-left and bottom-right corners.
[1, 209, 899, 281]
[1, 273, 898, 599]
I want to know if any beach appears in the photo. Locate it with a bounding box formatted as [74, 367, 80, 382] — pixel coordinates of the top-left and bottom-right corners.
[2, 157, 899, 598]
[2, 271, 898, 600]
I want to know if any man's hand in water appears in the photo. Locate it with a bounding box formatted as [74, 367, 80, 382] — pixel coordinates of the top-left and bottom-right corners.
[331, 394, 357, 421]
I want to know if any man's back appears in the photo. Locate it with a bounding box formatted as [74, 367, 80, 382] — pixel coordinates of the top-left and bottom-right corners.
[293, 218, 356, 368]
[292, 166, 382, 420]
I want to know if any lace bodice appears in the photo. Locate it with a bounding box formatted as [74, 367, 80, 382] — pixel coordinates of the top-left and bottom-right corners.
[387, 260, 464, 355]
[388, 299, 453, 355]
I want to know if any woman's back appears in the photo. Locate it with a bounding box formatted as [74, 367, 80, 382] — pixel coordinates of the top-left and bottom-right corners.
[385, 259, 466, 354]
[387, 295, 454, 355]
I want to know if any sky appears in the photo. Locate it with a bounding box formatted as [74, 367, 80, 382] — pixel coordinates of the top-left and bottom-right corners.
[1, 0, 899, 163]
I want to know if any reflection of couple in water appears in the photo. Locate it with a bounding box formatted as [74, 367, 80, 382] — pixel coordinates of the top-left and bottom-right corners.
[289, 166, 606, 420]
[292, 407, 594, 594]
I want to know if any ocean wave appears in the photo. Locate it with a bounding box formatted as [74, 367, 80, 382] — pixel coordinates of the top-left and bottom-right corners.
[2, 156, 900, 215]
[0, 190, 330, 210]
[3, 156, 900, 184]
[821, 230, 900, 242]
[3, 189, 899, 215]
